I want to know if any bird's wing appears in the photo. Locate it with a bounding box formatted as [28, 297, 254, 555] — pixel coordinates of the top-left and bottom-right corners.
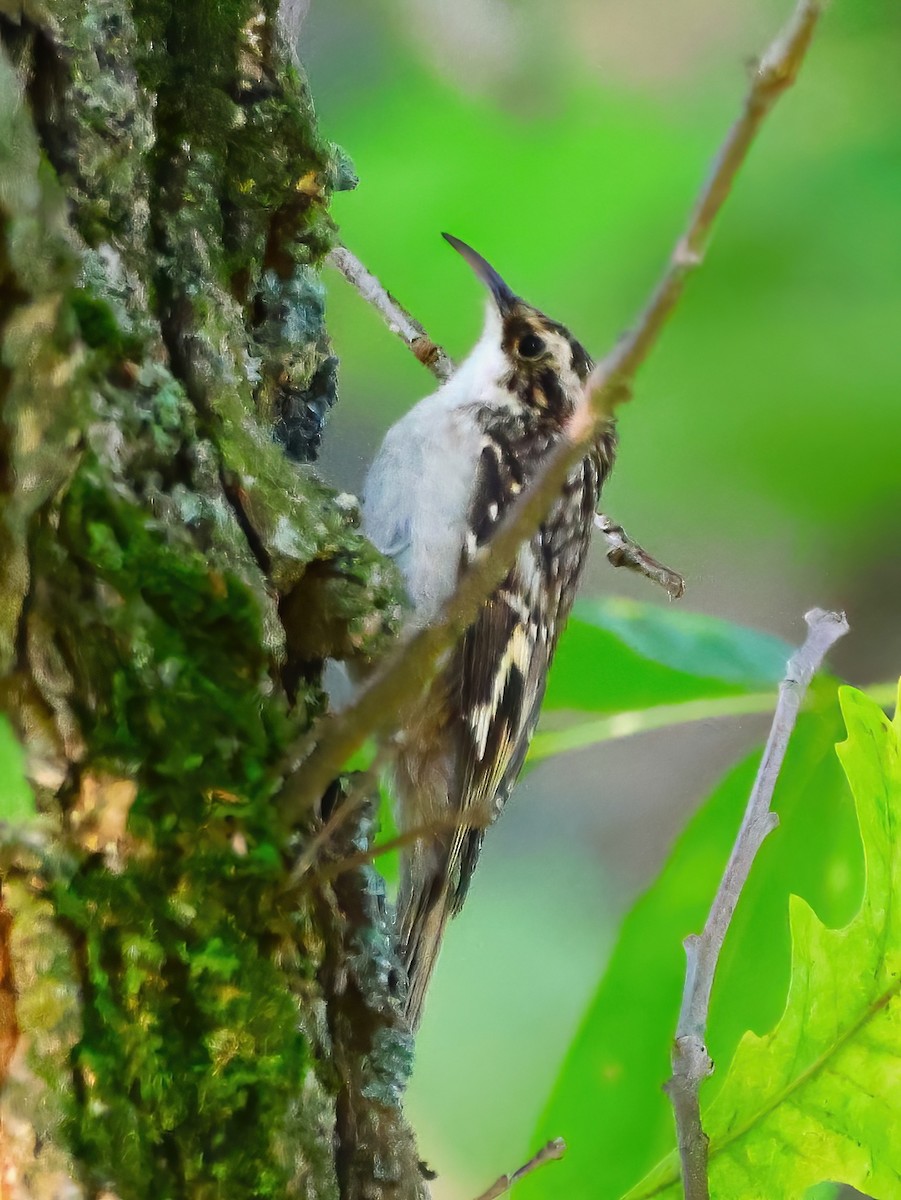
[444, 431, 605, 907]
[442, 434, 557, 908]
[450, 572, 552, 903]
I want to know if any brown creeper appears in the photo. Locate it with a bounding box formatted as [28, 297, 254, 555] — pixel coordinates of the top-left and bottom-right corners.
[363, 234, 615, 1028]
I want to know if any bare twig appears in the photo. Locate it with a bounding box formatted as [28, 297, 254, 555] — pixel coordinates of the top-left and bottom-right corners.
[585, 0, 824, 409]
[280, 0, 824, 824]
[314, 808, 492, 886]
[666, 606, 848, 1200]
[472, 1138, 567, 1200]
[288, 785, 370, 885]
[288, 741, 397, 884]
[327, 245, 454, 381]
[594, 514, 685, 599]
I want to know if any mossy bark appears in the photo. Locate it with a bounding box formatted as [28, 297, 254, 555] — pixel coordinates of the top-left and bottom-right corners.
[0, 3, 422, 1197]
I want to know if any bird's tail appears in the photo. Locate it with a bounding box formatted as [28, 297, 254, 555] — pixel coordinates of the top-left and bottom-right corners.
[396, 858, 454, 1031]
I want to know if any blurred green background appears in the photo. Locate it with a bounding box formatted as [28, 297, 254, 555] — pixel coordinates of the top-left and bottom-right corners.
[301, 1, 900, 1196]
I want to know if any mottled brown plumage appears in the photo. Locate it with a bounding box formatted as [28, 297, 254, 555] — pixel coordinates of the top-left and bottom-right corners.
[363, 236, 615, 1028]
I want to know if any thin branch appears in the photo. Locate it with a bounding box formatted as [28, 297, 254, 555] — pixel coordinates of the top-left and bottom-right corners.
[471, 1139, 567, 1200]
[585, 0, 824, 407]
[280, 0, 825, 825]
[288, 784, 370, 885]
[287, 740, 398, 884]
[594, 514, 685, 599]
[666, 606, 849, 1200]
[314, 808, 492, 886]
[327, 245, 454, 381]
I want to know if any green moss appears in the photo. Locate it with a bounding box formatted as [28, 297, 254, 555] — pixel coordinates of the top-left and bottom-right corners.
[68, 287, 144, 360]
[47, 468, 310, 1199]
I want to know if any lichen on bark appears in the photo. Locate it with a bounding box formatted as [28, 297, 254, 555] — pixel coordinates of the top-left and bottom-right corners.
[0, 2, 419, 1197]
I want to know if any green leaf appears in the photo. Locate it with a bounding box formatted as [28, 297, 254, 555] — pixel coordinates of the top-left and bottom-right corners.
[543, 599, 792, 716]
[532, 599, 796, 764]
[534, 600, 897, 766]
[0, 716, 35, 824]
[578, 598, 792, 688]
[520, 690, 863, 1200]
[626, 683, 901, 1199]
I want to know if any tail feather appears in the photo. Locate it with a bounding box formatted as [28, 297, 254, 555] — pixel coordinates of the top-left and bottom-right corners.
[395, 823, 488, 1029]
[396, 868, 453, 1031]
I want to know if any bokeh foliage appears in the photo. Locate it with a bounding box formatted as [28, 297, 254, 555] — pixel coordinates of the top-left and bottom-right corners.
[302, 3, 900, 1194]
[313, 0, 901, 654]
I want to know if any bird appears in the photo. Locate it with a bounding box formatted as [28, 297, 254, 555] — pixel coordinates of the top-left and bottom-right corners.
[362, 233, 616, 1028]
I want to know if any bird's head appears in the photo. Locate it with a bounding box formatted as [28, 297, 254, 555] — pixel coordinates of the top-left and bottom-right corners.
[443, 232, 592, 419]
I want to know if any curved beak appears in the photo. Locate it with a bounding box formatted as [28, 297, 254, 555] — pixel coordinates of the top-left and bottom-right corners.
[442, 232, 517, 315]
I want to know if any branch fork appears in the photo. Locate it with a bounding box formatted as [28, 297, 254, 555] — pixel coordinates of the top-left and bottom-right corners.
[472, 1138, 567, 1200]
[667, 606, 848, 1200]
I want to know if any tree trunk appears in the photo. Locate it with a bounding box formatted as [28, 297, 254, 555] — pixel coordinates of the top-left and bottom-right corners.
[0, 3, 422, 1196]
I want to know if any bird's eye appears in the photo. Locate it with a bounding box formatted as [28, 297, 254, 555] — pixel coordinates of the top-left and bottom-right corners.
[517, 332, 546, 358]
